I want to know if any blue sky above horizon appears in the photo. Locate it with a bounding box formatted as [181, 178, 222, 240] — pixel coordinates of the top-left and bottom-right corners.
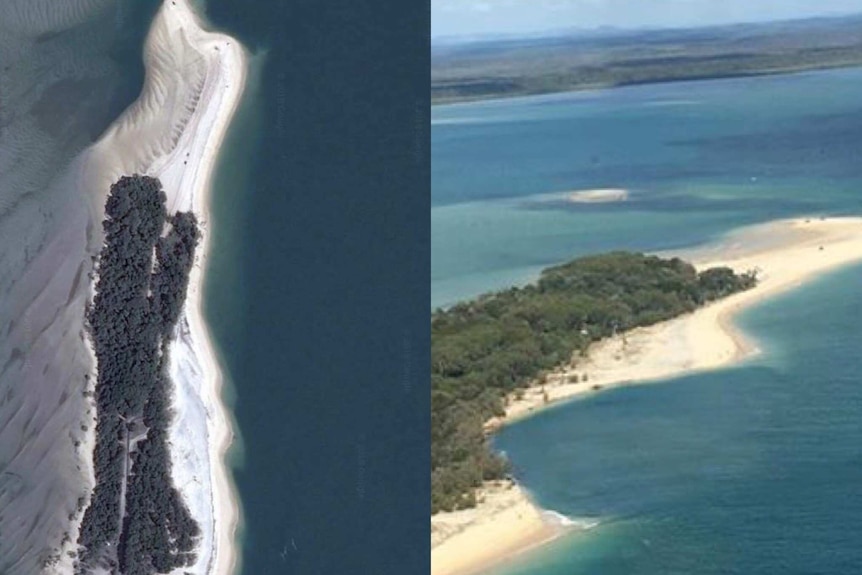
[432, 0, 862, 39]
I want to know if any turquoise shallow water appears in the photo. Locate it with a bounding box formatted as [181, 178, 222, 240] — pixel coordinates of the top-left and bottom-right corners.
[432, 68, 862, 574]
[492, 263, 862, 574]
[432, 68, 862, 308]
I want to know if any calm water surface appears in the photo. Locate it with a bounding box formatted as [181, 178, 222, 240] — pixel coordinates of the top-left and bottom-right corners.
[432, 68, 862, 307]
[431, 68, 862, 574]
[493, 264, 862, 574]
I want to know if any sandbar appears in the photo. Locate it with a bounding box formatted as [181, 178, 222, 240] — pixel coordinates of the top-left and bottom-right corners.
[566, 188, 628, 203]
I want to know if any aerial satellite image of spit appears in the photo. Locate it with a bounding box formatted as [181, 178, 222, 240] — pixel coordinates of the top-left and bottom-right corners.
[14, 0, 862, 574]
[0, 1, 242, 572]
[1, 0, 425, 573]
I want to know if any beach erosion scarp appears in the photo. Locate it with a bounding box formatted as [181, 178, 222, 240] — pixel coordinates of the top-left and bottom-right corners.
[78, 0, 247, 573]
[431, 216, 862, 575]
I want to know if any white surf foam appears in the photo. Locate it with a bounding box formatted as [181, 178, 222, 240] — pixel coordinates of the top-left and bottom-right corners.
[541, 509, 600, 530]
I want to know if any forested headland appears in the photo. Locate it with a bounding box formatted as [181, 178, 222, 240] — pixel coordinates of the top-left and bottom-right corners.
[76, 175, 201, 574]
[431, 252, 756, 513]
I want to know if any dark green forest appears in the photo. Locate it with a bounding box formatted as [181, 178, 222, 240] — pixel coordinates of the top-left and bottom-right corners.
[77, 175, 201, 574]
[431, 252, 756, 513]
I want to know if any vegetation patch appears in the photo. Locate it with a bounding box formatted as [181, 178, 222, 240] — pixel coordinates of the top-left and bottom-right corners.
[77, 175, 201, 574]
[431, 252, 756, 513]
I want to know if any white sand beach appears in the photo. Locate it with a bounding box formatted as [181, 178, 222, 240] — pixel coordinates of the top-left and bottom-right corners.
[432, 216, 862, 575]
[431, 482, 568, 575]
[78, 0, 247, 573]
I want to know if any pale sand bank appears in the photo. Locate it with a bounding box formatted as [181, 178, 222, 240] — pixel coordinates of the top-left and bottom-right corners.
[566, 188, 628, 203]
[432, 216, 862, 575]
[79, 0, 247, 573]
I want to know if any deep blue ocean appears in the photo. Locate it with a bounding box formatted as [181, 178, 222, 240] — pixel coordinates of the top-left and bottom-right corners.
[199, 1, 428, 574]
[432, 68, 862, 574]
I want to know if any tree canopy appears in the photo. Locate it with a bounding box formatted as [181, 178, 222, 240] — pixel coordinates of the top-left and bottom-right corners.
[77, 175, 201, 574]
[431, 251, 756, 513]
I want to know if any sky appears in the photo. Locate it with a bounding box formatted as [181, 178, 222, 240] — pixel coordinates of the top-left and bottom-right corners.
[432, 0, 862, 40]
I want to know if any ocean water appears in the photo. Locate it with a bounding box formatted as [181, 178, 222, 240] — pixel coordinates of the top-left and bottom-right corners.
[431, 66, 862, 575]
[492, 263, 862, 575]
[202, 1, 428, 574]
[432, 68, 862, 307]
[431, 67, 862, 574]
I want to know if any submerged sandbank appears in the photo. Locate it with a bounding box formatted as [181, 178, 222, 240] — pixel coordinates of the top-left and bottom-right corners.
[432, 216, 862, 575]
[78, 0, 247, 572]
[566, 188, 628, 203]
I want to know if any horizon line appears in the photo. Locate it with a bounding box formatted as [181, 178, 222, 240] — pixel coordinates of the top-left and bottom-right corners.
[431, 10, 862, 45]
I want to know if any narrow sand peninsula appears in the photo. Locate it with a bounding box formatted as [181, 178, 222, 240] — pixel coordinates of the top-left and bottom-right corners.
[432, 216, 862, 575]
[79, 0, 246, 573]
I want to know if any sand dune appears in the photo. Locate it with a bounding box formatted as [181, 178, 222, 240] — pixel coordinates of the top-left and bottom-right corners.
[433, 216, 862, 575]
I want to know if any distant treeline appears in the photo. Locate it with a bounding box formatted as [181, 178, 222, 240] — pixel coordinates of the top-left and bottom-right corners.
[432, 15, 862, 103]
[431, 252, 756, 513]
[77, 175, 200, 574]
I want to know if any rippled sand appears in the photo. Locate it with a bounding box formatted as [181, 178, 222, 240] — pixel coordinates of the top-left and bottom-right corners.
[0, 0, 246, 572]
[0, 0, 140, 571]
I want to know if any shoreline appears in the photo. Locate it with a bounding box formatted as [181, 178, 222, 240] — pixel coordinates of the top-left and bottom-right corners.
[79, 0, 248, 573]
[432, 216, 862, 575]
[158, 3, 247, 574]
[432, 481, 569, 575]
[431, 62, 862, 108]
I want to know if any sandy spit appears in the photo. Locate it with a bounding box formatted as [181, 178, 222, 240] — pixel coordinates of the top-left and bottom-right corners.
[78, 0, 248, 573]
[432, 216, 862, 575]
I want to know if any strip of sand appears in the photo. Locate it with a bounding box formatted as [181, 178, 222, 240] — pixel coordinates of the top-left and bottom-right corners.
[432, 482, 568, 575]
[432, 216, 862, 575]
[79, 0, 247, 573]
